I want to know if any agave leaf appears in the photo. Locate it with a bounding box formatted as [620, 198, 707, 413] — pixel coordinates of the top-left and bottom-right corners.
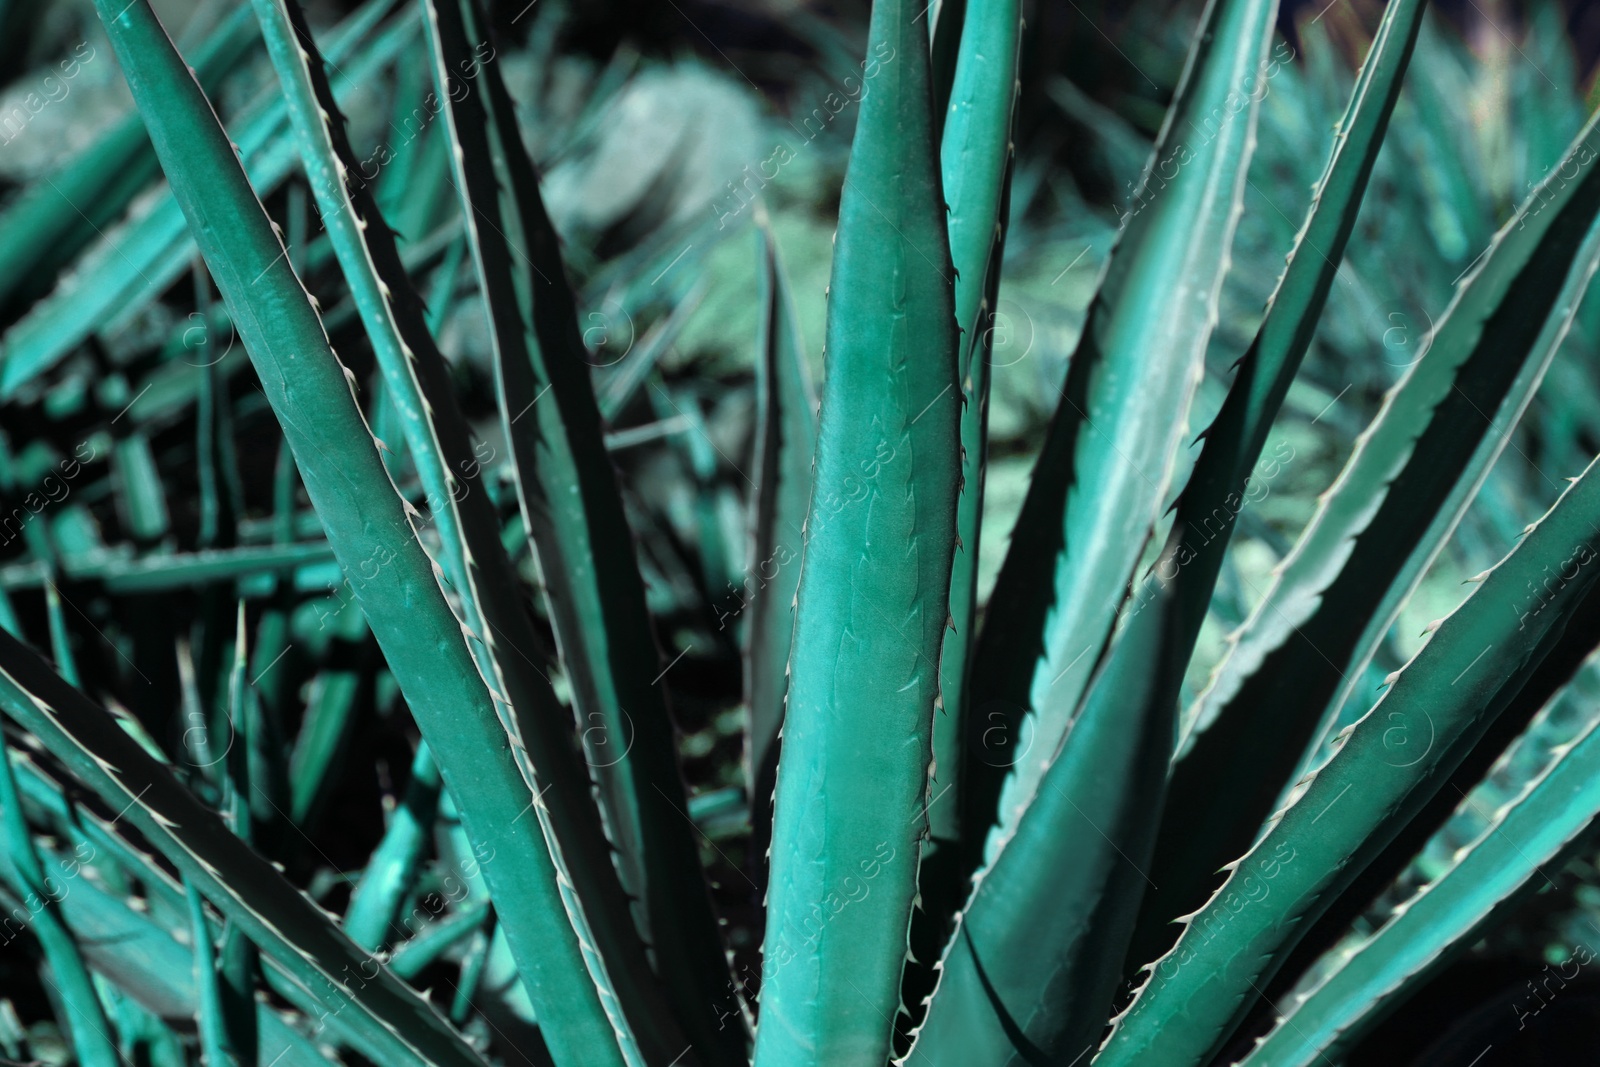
[0, 730, 117, 1067]
[929, 0, 1021, 853]
[389, 898, 491, 981]
[1098, 447, 1600, 1066]
[742, 219, 815, 825]
[958, 0, 1280, 878]
[342, 742, 442, 951]
[287, 600, 368, 827]
[10, 745, 172, 887]
[1157, 104, 1600, 961]
[0, 542, 338, 593]
[250, 4, 689, 1052]
[90, 0, 630, 1060]
[909, 0, 1023, 1026]
[1239, 655, 1600, 1066]
[0, 851, 328, 1067]
[13, 738, 441, 1064]
[754, 0, 961, 1060]
[1119, 0, 1428, 968]
[1153, 0, 1427, 651]
[217, 604, 262, 1065]
[315, 216, 463, 337]
[421, 0, 741, 1060]
[912, 571, 1179, 1065]
[914, 0, 1280, 1058]
[1265, 576, 1600, 1003]
[249, 0, 500, 620]
[185, 880, 232, 1067]
[0, 632, 485, 1066]
[0, 0, 407, 398]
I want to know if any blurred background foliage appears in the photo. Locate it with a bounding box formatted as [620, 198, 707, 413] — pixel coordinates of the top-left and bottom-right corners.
[4, 0, 1600, 1060]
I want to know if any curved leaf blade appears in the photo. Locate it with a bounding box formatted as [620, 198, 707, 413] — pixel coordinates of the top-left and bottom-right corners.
[420, 0, 740, 1059]
[960, 0, 1281, 879]
[0, 840, 328, 1067]
[754, 0, 961, 1060]
[251, 0, 688, 1056]
[0, 633, 484, 1067]
[1158, 105, 1600, 959]
[1264, 575, 1600, 1004]
[0, 730, 117, 1067]
[929, 0, 1022, 851]
[1125, 0, 1430, 969]
[89, 1, 628, 1060]
[1241, 657, 1600, 1066]
[1098, 449, 1600, 1067]
[912, 580, 1178, 1065]
[744, 219, 815, 829]
[912, 2, 1279, 1059]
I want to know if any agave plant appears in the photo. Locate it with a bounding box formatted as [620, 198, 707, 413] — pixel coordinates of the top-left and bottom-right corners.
[0, 0, 1598, 1063]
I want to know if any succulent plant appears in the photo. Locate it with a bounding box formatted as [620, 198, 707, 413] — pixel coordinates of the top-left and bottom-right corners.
[0, 0, 1597, 1064]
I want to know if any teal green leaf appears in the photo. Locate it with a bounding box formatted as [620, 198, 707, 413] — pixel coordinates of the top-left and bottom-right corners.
[248, 4, 678, 1044]
[185, 880, 232, 1067]
[342, 742, 442, 951]
[911, 572, 1177, 1065]
[930, 0, 1021, 851]
[1240, 661, 1600, 1065]
[0, 729, 117, 1067]
[90, 0, 631, 1060]
[0, 846, 327, 1067]
[911, 0, 1023, 1023]
[1124, 0, 1429, 969]
[12, 735, 437, 1064]
[743, 219, 815, 819]
[287, 599, 368, 826]
[0, 631, 485, 1067]
[959, 0, 1280, 878]
[422, 0, 740, 1060]
[1268, 579, 1600, 999]
[389, 899, 491, 982]
[913, 0, 1278, 1058]
[754, 0, 961, 1060]
[1097, 450, 1600, 1066]
[219, 605, 261, 1067]
[0, 542, 336, 593]
[1160, 104, 1600, 958]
